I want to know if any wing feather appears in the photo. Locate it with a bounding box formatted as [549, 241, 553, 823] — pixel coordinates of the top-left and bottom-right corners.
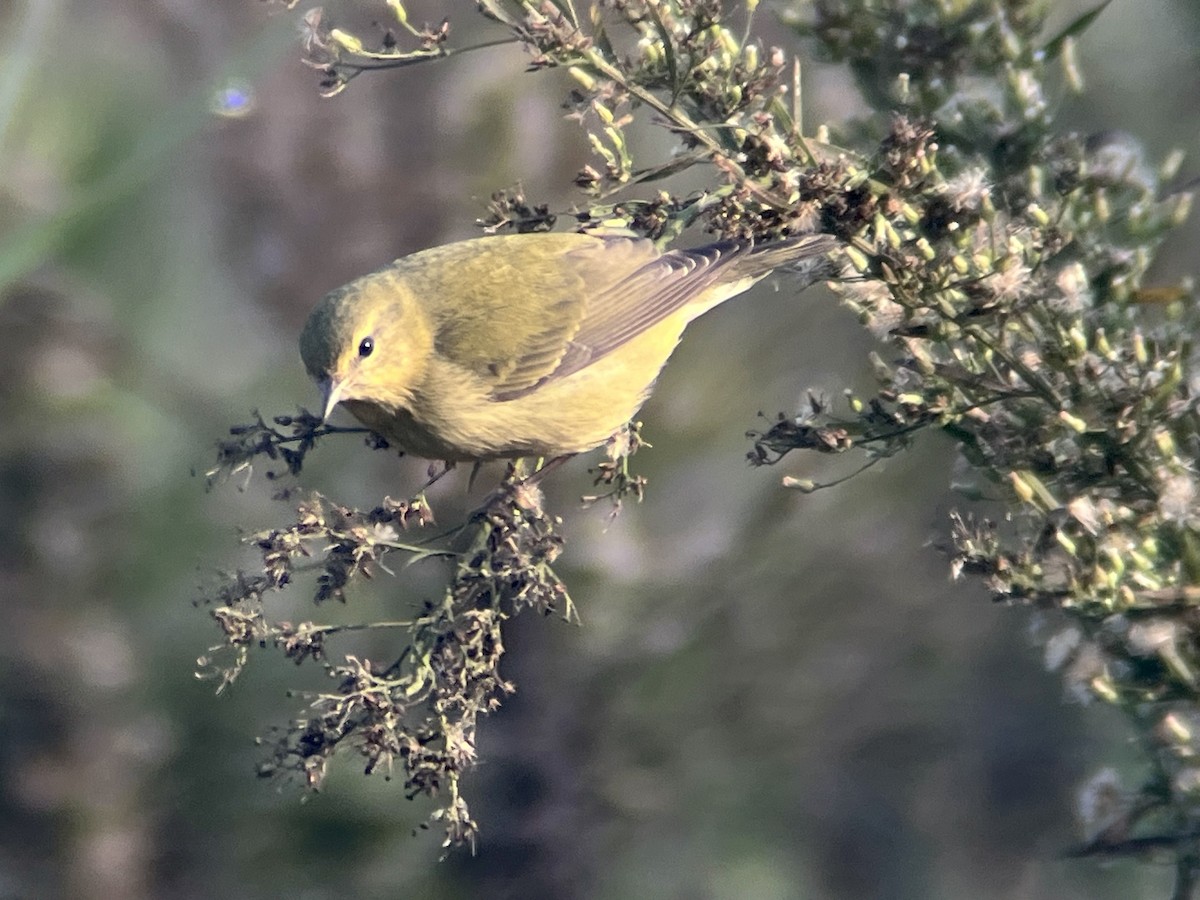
[492, 240, 747, 401]
[402, 232, 834, 403]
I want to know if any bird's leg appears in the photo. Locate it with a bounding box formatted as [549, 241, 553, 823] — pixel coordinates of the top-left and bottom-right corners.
[466, 460, 486, 493]
[467, 456, 575, 520]
[523, 454, 575, 485]
[420, 459, 457, 491]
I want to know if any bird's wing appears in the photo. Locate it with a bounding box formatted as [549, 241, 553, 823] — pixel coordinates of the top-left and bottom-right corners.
[490, 236, 741, 400]
[549, 234, 838, 392]
[419, 232, 832, 402]
[537, 242, 740, 379]
[418, 233, 655, 399]
[491, 238, 763, 401]
[482, 236, 744, 400]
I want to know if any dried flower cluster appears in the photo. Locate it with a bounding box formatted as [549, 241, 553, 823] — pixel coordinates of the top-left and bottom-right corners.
[782, 2, 1200, 888]
[201, 458, 572, 851]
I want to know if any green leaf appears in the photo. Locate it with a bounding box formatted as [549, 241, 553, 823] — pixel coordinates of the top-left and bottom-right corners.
[1042, 0, 1113, 60]
[475, 0, 520, 28]
[643, 2, 680, 102]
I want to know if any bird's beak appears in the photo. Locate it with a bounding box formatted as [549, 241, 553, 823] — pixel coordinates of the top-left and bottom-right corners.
[318, 376, 346, 422]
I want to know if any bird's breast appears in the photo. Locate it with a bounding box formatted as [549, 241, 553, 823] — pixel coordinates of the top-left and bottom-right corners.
[345, 316, 691, 460]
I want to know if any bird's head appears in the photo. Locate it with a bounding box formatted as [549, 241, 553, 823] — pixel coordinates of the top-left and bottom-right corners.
[299, 273, 433, 421]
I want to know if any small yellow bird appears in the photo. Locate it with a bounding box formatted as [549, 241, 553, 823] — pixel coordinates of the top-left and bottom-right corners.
[299, 231, 836, 462]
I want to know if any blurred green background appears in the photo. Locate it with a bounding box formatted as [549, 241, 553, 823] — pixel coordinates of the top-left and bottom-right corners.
[3, 1, 1199, 898]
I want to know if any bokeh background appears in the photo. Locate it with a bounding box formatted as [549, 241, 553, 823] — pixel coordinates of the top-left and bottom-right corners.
[3, 1, 1200, 898]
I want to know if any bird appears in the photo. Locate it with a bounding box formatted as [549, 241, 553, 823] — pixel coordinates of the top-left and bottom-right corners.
[299, 230, 837, 462]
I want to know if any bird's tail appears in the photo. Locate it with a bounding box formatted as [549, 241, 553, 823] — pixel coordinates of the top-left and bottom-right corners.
[668, 232, 840, 297]
[727, 233, 841, 285]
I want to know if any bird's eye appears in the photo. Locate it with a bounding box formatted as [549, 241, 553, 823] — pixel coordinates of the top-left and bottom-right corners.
[358, 336, 375, 358]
